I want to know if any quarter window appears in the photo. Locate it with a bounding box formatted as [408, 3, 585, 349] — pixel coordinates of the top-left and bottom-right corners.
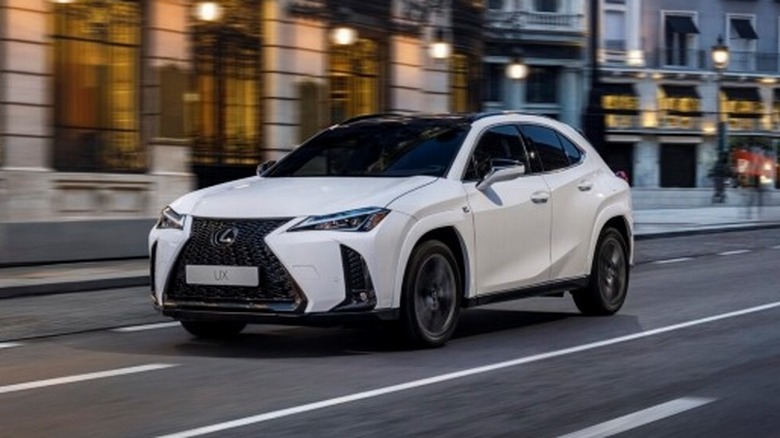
[464, 125, 528, 181]
[558, 134, 583, 165]
[519, 125, 569, 172]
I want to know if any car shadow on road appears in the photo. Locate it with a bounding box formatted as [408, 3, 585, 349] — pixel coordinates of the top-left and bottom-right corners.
[76, 307, 641, 360]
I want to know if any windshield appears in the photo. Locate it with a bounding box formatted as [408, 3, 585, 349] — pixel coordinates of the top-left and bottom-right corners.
[265, 118, 470, 178]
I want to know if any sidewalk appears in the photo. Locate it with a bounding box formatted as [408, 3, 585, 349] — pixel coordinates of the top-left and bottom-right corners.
[2, 206, 779, 299]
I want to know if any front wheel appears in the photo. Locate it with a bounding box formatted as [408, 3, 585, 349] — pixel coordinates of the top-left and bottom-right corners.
[400, 240, 462, 348]
[572, 228, 629, 315]
[180, 320, 246, 339]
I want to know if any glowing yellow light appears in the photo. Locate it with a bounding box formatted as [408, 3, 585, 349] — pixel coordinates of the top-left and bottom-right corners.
[331, 26, 357, 46]
[195, 2, 222, 22]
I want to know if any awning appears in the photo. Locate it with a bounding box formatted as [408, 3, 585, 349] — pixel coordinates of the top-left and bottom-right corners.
[731, 19, 758, 40]
[661, 85, 700, 99]
[666, 16, 699, 34]
[601, 83, 636, 96]
[721, 86, 761, 102]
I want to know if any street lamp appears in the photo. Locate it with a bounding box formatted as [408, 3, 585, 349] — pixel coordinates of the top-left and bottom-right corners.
[331, 7, 357, 46]
[429, 28, 451, 60]
[506, 54, 528, 81]
[194, 1, 223, 22]
[711, 36, 730, 203]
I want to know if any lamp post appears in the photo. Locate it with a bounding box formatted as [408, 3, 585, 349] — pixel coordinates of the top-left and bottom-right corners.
[711, 36, 730, 203]
[331, 7, 357, 46]
[505, 49, 527, 110]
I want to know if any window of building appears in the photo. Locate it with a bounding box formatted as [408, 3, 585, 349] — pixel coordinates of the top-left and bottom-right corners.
[526, 67, 558, 104]
[660, 144, 696, 187]
[727, 15, 758, 71]
[659, 85, 701, 130]
[601, 83, 639, 129]
[330, 38, 383, 124]
[663, 13, 699, 67]
[487, 0, 504, 10]
[193, 0, 262, 168]
[451, 54, 470, 112]
[722, 86, 763, 131]
[482, 63, 504, 103]
[534, 0, 559, 13]
[52, 0, 142, 172]
[519, 124, 569, 172]
[605, 9, 627, 51]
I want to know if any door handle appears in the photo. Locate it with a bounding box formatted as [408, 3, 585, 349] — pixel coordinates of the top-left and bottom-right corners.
[577, 180, 593, 192]
[531, 192, 550, 204]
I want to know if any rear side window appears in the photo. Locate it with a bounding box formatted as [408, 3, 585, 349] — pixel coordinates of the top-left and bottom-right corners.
[519, 124, 569, 172]
[557, 133, 583, 165]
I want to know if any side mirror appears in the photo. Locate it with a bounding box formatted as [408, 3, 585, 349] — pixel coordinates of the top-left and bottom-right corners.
[476, 159, 525, 191]
[256, 160, 277, 177]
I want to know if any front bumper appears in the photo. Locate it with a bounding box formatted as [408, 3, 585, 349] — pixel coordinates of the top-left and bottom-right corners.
[149, 212, 412, 317]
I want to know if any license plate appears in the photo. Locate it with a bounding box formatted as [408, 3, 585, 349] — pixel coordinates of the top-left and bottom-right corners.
[185, 265, 259, 287]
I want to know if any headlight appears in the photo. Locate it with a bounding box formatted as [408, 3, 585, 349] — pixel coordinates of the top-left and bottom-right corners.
[289, 207, 390, 232]
[156, 206, 186, 230]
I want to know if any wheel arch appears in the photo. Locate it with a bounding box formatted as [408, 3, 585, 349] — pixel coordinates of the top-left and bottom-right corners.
[588, 214, 633, 272]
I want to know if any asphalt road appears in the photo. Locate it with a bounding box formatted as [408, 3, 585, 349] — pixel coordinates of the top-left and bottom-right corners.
[0, 229, 779, 437]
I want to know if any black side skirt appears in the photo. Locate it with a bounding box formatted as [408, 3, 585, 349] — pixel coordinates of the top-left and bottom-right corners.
[464, 276, 589, 308]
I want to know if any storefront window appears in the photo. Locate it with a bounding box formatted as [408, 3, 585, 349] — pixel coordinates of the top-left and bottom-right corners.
[330, 39, 382, 124]
[451, 54, 469, 113]
[53, 0, 143, 172]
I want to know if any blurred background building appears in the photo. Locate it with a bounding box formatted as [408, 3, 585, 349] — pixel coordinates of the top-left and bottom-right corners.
[594, 0, 780, 207]
[0, 0, 778, 264]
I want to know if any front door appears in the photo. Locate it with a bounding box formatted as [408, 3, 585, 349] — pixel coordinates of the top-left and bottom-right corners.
[464, 125, 552, 294]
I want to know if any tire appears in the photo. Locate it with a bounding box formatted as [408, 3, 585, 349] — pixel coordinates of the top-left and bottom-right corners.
[572, 228, 629, 316]
[180, 320, 246, 339]
[399, 240, 462, 348]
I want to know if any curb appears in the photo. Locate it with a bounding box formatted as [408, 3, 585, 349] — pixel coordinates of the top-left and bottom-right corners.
[635, 222, 780, 241]
[0, 276, 149, 300]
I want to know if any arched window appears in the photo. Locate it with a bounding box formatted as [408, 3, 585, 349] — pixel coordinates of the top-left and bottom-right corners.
[193, 0, 262, 167]
[53, 0, 142, 172]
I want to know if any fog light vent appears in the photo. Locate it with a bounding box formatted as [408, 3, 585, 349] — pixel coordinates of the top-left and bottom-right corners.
[335, 245, 376, 311]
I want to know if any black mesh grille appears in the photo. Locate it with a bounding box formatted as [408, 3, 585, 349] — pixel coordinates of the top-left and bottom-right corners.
[335, 245, 376, 311]
[165, 217, 303, 307]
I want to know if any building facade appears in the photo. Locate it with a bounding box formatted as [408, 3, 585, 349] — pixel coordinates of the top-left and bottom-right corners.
[0, 0, 483, 264]
[482, 0, 587, 128]
[595, 0, 780, 206]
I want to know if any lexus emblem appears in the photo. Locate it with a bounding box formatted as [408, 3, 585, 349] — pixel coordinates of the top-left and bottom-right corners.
[212, 227, 239, 247]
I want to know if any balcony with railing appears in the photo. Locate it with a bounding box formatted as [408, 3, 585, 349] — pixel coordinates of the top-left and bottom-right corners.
[603, 47, 780, 75]
[485, 9, 585, 36]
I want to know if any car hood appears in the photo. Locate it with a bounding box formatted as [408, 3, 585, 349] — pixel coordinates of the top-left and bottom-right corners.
[170, 176, 438, 218]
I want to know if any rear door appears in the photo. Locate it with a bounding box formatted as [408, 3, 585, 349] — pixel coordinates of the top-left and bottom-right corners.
[519, 123, 599, 281]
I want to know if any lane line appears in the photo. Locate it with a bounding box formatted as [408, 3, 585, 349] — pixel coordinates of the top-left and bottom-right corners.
[557, 397, 715, 438]
[771, 245, 780, 250]
[653, 257, 693, 265]
[0, 342, 21, 350]
[157, 301, 780, 438]
[0, 363, 177, 396]
[718, 250, 751, 256]
[112, 322, 180, 333]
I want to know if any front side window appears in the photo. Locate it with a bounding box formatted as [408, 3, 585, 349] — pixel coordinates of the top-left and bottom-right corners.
[519, 124, 569, 172]
[53, 0, 142, 172]
[266, 119, 468, 178]
[464, 125, 528, 181]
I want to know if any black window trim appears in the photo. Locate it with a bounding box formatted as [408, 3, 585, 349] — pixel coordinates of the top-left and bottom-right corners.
[517, 122, 587, 174]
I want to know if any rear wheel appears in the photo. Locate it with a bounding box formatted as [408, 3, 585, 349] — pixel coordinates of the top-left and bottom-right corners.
[180, 320, 246, 339]
[572, 228, 629, 315]
[400, 240, 462, 348]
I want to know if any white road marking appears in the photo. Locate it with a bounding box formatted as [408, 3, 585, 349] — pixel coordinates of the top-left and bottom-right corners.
[157, 301, 780, 438]
[653, 257, 693, 265]
[0, 343, 21, 350]
[0, 363, 177, 395]
[112, 322, 180, 332]
[557, 397, 715, 438]
[771, 245, 780, 250]
[718, 250, 751, 256]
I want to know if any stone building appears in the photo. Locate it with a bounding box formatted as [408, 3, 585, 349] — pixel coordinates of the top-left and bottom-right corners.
[595, 0, 779, 207]
[0, 0, 483, 264]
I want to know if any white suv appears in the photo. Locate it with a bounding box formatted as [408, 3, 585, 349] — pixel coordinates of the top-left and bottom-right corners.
[149, 113, 633, 347]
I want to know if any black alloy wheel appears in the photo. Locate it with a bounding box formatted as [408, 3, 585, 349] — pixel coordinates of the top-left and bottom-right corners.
[400, 240, 462, 348]
[573, 227, 629, 315]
